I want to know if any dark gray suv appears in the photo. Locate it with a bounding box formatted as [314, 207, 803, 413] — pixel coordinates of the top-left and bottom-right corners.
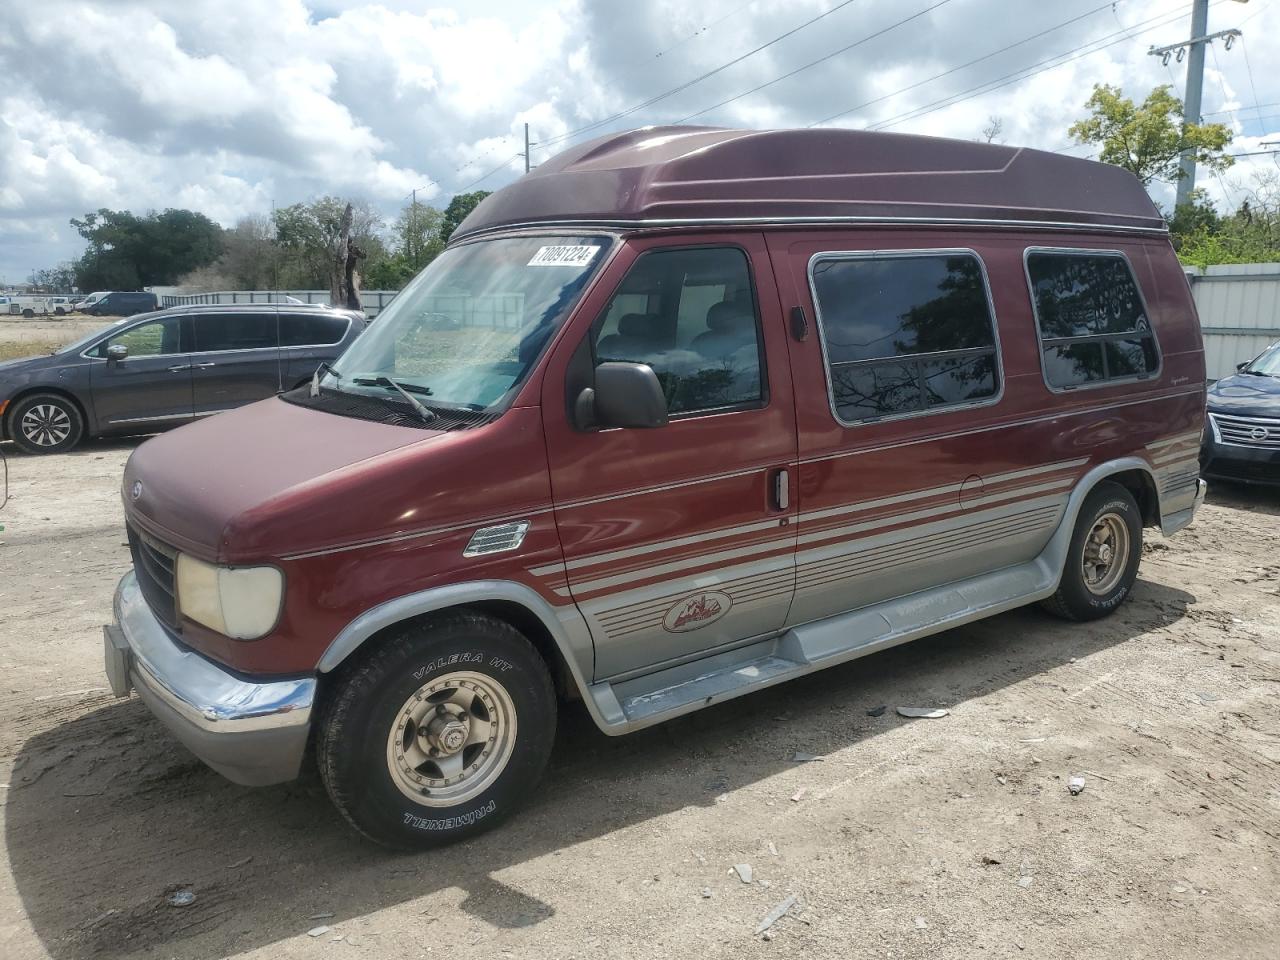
[0, 304, 367, 454]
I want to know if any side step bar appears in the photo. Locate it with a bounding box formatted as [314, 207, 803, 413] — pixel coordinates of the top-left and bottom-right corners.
[586, 558, 1057, 733]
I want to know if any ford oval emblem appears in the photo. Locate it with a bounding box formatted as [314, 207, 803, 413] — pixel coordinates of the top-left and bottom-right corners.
[130, 481, 143, 502]
[662, 591, 732, 634]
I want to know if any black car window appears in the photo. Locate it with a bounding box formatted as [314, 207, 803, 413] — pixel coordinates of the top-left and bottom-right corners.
[194, 313, 277, 352]
[591, 247, 764, 415]
[280, 313, 350, 346]
[1026, 251, 1160, 389]
[97, 317, 182, 357]
[809, 252, 1000, 423]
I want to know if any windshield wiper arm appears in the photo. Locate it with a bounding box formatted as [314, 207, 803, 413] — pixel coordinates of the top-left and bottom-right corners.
[311, 361, 337, 396]
[357, 375, 436, 422]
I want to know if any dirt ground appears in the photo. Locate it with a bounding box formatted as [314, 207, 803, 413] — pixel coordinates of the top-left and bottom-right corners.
[0, 432, 1278, 959]
[0, 317, 115, 361]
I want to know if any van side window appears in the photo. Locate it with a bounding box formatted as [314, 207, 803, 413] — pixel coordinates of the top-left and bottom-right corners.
[1025, 251, 1159, 389]
[194, 313, 277, 352]
[96, 317, 182, 357]
[809, 252, 1000, 424]
[591, 247, 764, 415]
[280, 313, 349, 346]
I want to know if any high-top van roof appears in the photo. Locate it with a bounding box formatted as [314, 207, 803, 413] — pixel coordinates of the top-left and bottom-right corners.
[455, 126, 1165, 239]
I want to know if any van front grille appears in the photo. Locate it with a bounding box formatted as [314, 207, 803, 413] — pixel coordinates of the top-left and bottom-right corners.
[1212, 413, 1280, 449]
[128, 525, 180, 630]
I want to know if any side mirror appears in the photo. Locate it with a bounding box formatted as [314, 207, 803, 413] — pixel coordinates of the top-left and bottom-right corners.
[106, 343, 128, 362]
[578, 361, 669, 430]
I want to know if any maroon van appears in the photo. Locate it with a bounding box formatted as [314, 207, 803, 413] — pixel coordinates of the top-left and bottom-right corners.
[103, 127, 1206, 847]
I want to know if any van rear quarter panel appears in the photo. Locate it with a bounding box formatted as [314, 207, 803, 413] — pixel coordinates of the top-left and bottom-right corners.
[766, 227, 1203, 625]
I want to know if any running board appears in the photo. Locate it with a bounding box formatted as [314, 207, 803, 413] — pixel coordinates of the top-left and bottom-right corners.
[586, 558, 1057, 733]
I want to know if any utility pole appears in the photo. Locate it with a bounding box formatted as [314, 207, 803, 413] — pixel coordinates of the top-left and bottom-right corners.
[410, 188, 418, 267]
[1149, 0, 1248, 210]
[523, 123, 531, 174]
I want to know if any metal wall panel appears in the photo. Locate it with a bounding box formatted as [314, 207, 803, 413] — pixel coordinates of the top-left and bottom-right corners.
[1187, 264, 1280, 380]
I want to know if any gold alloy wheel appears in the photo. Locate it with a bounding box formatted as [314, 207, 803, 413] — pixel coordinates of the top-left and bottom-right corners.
[1082, 512, 1130, 596]
[385, 671, 517, 807]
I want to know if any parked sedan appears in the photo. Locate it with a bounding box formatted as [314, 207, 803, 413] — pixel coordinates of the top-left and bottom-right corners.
[1201, 339, 1280, 486]
[0, 304, 367, 454]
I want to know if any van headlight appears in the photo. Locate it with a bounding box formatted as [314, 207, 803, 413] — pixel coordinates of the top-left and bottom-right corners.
[175, 554, 284, 640]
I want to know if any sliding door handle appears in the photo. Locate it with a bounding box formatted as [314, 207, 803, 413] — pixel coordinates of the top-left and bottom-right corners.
[167, 364, 191, 373]
[193, 362, 217, 369]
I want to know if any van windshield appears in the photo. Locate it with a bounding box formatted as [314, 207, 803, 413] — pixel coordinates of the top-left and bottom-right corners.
[326, 234, 612, 411]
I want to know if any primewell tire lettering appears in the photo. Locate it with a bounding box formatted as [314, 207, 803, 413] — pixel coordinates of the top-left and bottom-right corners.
[403, 799, 497, 831]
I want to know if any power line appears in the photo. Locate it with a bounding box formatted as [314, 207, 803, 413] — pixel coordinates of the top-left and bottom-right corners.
[808, 0, 1127, 128]
[673, 0, 954, 125]
[1205, 99, 1280, 117]
[456, 152, 523, 192]
[858, 6, 1190, 134]
[535, 0, 864, 150]
[1239, 37, 1267, 131]
[625, 0, 761, 73]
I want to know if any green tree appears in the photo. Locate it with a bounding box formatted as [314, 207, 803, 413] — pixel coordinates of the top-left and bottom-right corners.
[438, 191, 491, 245]
[1069, 84, 1233, 186]
[71, 207, 223, 289]
[272, 197, 384, 288]
[395, 202, 444, 269]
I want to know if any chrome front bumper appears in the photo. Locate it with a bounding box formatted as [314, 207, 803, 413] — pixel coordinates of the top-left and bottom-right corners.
[104, 571, 315, 786]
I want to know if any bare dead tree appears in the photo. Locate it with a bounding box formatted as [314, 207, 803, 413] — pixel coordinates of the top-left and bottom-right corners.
[328, 202, 367, 310]
[981, 116, 1004, 144]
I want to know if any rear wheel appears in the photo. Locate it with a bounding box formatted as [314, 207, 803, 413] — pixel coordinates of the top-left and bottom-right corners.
[8, 393, 84, 454]
[1041, 481, 1142, 621]
[317, 611, 556, 848]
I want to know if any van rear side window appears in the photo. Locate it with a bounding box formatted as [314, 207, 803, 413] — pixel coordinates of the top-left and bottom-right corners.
[1025, 250, 1159, 390]
[809, 251, 1000, 424]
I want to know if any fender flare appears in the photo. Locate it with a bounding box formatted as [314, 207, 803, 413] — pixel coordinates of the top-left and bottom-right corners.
[1037, 457, 1160, 589]
[315, 579, 606, 725]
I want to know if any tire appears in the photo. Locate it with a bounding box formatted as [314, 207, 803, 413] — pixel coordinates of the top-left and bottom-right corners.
[7, 393, 85, 455]
[317, 611, 556, 849]
[22, 308, 34, 318]
[1041, 481, 1142, 621]
[54, 307, 66, 316]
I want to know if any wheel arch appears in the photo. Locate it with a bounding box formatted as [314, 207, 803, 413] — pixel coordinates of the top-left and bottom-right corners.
[1040, 457, 1159, 589]
[316, 580, 601, 722]
[4, 386, 91, 439]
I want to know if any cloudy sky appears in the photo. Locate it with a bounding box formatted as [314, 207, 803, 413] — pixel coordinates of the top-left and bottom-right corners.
[1, 0, 1278, 286]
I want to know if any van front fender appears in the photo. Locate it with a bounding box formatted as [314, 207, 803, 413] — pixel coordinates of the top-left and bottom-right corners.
[316, 580, 602, 721]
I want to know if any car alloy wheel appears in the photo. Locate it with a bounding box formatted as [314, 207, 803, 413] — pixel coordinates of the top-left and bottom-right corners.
[20, 403, 73, 448]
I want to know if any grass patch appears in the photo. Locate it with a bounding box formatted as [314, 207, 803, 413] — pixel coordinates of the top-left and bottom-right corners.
[0, 340, 61, 362]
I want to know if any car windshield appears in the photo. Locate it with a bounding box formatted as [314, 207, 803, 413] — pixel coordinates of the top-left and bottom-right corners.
[327, 234, 611, 410]
[1243, 343, 1280, 377]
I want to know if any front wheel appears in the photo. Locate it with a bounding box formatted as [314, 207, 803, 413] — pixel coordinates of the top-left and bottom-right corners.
[8, 393, 85, 454]
[317, 611, 557, 848]
[1041, 481, 1142, 621]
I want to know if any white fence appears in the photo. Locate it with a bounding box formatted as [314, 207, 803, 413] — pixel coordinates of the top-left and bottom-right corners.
[1187, 263, 1280, 380]
[160, 289, 400, 317]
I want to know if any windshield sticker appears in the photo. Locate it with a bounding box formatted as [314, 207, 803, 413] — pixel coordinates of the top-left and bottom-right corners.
[527, 245, 600, 267]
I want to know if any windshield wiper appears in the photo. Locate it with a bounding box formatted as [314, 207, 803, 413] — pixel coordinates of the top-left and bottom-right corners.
[1240, 369, 1273, 377]
[354, 375, 436, 422]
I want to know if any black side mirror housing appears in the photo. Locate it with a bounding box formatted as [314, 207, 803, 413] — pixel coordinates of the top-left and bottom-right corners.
[578, 362, 669, 430]
[105, 343, 128, 362]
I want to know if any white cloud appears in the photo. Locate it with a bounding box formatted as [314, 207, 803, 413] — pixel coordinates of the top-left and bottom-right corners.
[1, 0, 1278, 282]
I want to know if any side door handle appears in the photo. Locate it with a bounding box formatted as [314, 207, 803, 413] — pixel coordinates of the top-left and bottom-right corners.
[167, 364, 191, 373]
[772, 467, 790, 511]
[193, 362, 216, 369]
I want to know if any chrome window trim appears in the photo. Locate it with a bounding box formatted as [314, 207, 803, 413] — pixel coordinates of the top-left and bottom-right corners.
[79, 312, 353, 361]
[454, 216, 1170, 243]
[805, 247, 1006, 429]
[1023, 246, 1164, 394]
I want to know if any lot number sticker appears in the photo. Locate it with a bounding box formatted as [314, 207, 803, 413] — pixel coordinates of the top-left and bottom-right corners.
[527, 245, 600, 267]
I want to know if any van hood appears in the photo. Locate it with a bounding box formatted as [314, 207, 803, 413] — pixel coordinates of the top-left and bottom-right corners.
[124, 397, 443, 559]
[1207, 372, 1280, 418]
